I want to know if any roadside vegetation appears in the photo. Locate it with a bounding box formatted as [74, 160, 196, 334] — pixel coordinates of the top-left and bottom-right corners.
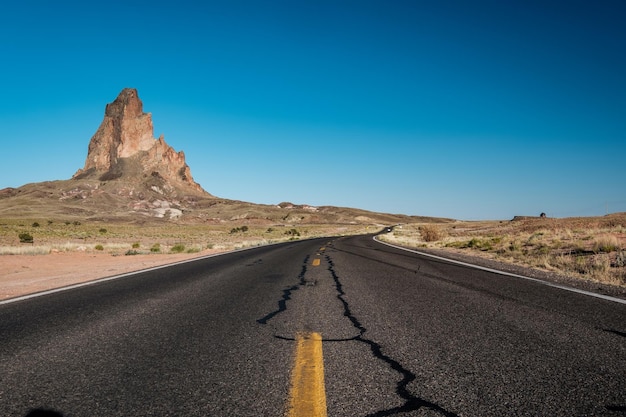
[0, 218, 369, 256]
[379, 213, 626, 287]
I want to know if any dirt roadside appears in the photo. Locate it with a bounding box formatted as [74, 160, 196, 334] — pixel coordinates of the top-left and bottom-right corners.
[0, 250, 221, 301]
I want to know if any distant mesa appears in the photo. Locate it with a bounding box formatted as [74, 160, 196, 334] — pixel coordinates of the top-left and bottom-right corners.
[73, 88, 206, 195]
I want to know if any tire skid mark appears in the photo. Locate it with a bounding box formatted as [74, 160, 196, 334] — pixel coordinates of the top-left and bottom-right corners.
[257, 255, 309, 325]
[326, 254, 459, 417]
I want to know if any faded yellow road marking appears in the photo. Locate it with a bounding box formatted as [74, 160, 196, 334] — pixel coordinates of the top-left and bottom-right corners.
[287, 332, 327, 417]
[312, 258, 321, 266]
[319, 247, 325, 252]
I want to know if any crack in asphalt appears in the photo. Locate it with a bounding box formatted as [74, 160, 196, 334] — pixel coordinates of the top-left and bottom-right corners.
[256, 250, 458, 416]
[256, 255, 309, 325]
[325, 254, 459, 417]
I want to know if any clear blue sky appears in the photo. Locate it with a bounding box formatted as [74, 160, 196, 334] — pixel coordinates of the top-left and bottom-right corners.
[1, 0, 624, 220]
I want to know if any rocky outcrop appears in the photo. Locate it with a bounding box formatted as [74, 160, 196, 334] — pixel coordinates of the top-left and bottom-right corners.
[73, 88, 205, 194]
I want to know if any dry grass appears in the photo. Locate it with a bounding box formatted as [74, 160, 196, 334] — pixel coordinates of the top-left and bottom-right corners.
[0, 218, 370, 257]
[419, 224, 445, 242]
[380, 213, 626, 287]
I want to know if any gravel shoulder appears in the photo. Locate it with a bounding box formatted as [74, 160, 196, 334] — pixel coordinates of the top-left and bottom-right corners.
[408, 246, 626, 300]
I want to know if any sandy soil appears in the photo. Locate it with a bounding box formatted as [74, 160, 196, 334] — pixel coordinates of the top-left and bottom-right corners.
[0, 250, 222, 301]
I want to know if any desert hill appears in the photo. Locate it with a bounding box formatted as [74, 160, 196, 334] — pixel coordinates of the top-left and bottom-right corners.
[0, 89, 444, 226]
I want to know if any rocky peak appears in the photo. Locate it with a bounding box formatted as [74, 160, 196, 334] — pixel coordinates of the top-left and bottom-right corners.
[73, 88, 205, 194]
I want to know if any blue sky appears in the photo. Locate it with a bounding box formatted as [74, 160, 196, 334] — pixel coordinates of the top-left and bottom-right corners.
[1, 0, 624, 220]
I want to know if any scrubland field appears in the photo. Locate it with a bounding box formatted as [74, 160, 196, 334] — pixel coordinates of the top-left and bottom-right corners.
[0, 219, 375, 300]
[379, 213, 626, 287]
[0, 219, 370, 256]
[2, 214, 625, 299]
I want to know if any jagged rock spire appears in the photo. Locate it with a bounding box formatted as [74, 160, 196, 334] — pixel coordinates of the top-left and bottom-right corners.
[73, 88, 204, 194]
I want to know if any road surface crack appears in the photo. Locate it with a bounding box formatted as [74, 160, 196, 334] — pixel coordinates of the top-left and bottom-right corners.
[326, 254, 459, 417]
[257, 255, 309, 325]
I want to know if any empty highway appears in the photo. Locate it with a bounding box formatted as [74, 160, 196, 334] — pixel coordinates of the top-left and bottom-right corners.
[1, 233, 624, 416]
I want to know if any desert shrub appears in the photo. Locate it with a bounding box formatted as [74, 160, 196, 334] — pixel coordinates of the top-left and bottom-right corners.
[170, 244, 185, 253]
[206, 243, 214, 249]
[99, 228, 107, 234]
[479, 241, 493, 251]
[508, 240, 522, 252]
[73, 221, 81, 226]
[266, 228, 274, 233]
[419, 225, 443, 242]
[47, 220, 53, 225]
[466, 238, 480, 248]
[592, 256, 610, 272]
[150, 243, 161, 253]
[285, 228, 300, 237]
[593, 236, 620, 254]
[95, 244, 104, 251]
[132, 242, 140, 249]
[444, 241, 465, 248]
[19, 232, 34, 243]
[574, 256, 590, 274]
[186, 247, 201, 253]
[125, 250, 139, 256]
[464, 238, 493, 251]
[32, 222, 40, 228]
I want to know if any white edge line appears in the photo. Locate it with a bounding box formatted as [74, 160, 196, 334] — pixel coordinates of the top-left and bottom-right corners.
[373, 236, 626, 305]
[0, 241, 289, 306]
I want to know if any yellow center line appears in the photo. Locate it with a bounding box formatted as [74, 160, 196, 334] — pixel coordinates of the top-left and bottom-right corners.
[312, 258, 321, 266]
[287, 332, 327, 417]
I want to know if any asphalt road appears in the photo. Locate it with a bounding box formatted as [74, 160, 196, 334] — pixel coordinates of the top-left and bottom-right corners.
[1, 233, 624, 416]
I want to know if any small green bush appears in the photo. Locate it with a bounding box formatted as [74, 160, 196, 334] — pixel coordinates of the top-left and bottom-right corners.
[99, 228, 107, 234]
[171, 244, 185, 253]
[465, 238, 493, 251]
[19, 232, 34, 243]
[150, 243, 161, 253]
[32, 222, 40, 228]
[444, 241, 465, 248]
[467, 238, 480, 248]
[95, 244, 104, 251]
[125, 250, 139, 256]
[132, 242, 140, 249]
